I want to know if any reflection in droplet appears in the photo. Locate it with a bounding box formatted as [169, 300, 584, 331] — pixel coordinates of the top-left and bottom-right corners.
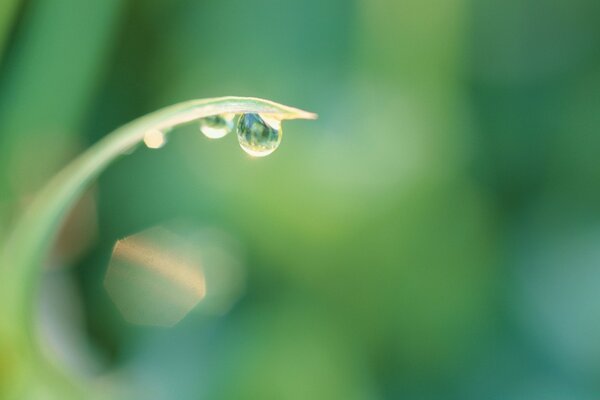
[143, 129, 167, 149]
[104, 227, 206, 327]
[237, 113, 282, 157]
[199, 113, 235, 139]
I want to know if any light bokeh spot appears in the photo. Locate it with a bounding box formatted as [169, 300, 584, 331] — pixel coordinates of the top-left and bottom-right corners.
[104, 227, 206, 327]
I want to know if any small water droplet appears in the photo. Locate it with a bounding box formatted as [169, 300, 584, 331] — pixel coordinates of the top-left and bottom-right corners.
[144, 129, 167, 149]
[199, 113, 235, 139]
[237, 113, 282, 157]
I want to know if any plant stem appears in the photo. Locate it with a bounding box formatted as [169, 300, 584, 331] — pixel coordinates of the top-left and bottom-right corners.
[0, 97, 316, 397]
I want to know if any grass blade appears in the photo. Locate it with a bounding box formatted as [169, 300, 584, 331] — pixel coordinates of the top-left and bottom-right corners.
[0, 96, 316, 397]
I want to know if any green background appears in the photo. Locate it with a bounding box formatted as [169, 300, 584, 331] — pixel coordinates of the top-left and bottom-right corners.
[1, 0, 600, 398]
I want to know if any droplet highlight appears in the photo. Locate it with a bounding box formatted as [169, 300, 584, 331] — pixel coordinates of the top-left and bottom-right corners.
[143, 129, 167, 149]
[199, 113, 235, 139]
[237, 113, 282, 157]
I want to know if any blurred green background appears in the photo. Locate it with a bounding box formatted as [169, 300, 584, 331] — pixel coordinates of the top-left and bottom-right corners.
[1, 0, 600, 398]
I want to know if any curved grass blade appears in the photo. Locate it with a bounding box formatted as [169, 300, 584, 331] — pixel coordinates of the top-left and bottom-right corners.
[0, 96, 316, 397]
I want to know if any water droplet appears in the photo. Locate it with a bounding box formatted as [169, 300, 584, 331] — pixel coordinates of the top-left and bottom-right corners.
[237, 113, 282, 157]
[199, 113, 235, 139]
[144, 129, 167, 149]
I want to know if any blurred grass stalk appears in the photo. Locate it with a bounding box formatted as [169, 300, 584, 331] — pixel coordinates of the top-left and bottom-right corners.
[0, 0, 123, 235]
[0, 0, 20, 63]
[0, 2, 125, 396]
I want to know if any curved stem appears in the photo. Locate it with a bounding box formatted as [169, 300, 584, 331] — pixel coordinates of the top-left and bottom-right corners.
[0, 96, 316, 396]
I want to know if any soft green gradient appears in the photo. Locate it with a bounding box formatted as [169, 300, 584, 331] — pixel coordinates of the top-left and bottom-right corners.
[0, 0, 20, 64]
[1, 0, 599, 399]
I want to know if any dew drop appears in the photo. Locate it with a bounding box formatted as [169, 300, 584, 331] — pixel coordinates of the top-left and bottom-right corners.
[144, 129, 167, 149]
[237, 113, 282, 157]
[199, 113, 235, 139]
